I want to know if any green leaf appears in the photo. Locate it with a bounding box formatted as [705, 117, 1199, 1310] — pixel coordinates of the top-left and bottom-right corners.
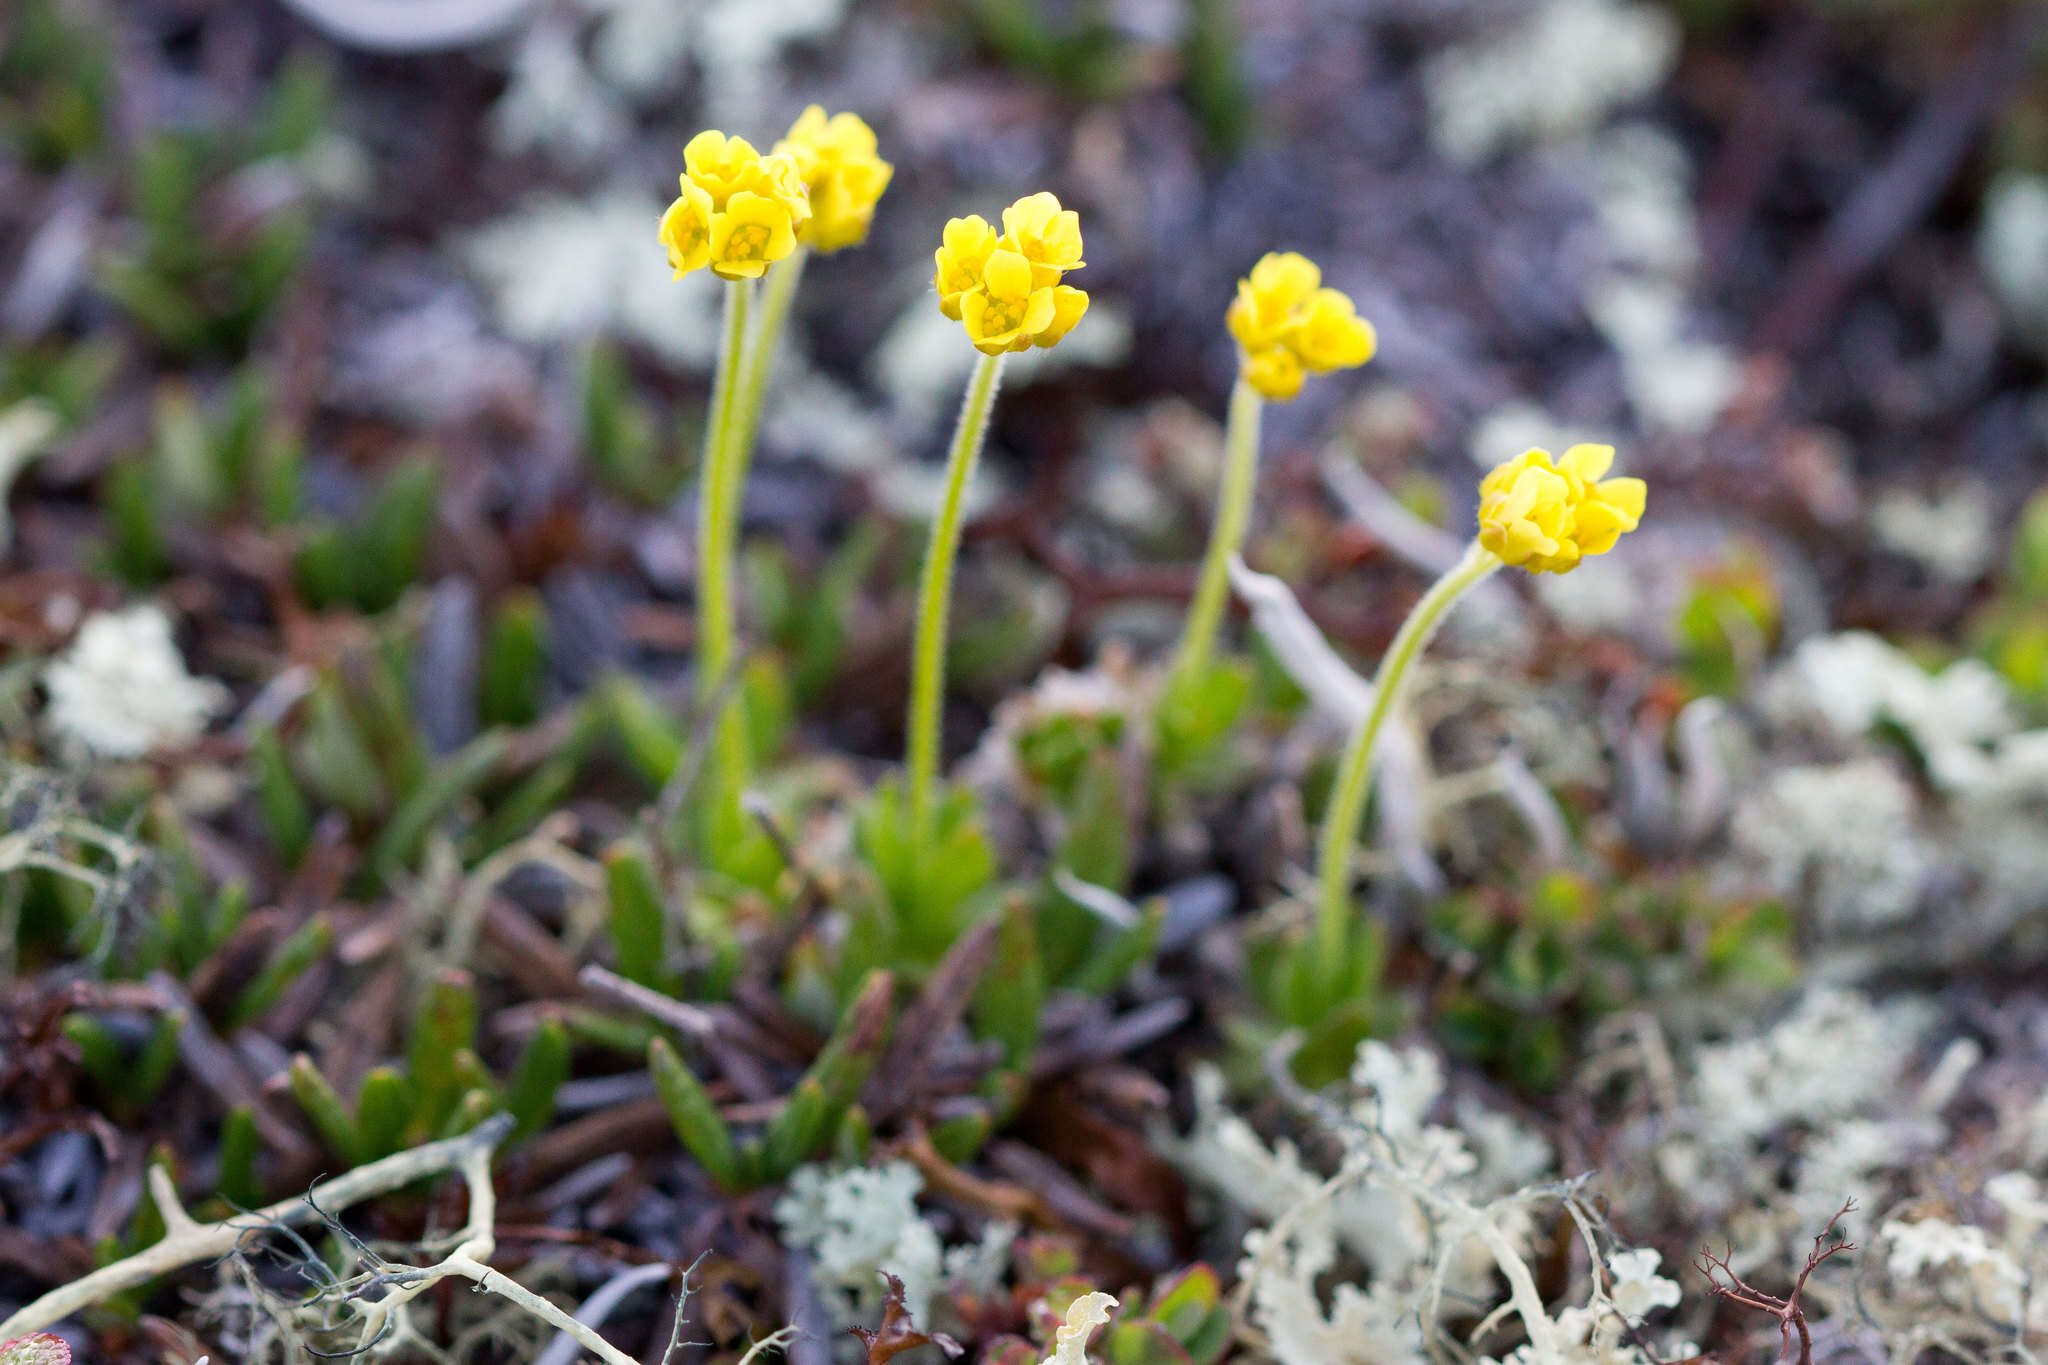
[972, 899, 1044, 1069]
[354, 1065, 415, 1160]
[603, 838, 669, 991]
[289, 1054, 365, 1165]
[293, 680, 386, 821]
[802, 969, 894, 1112]
[602, 674, 685, 788]
[758, 1077, 831, 1181]
[60, 1013, 122, 1092]
[1066, 900, 1161, 997]
[217, 1104, 262, 1210]
[506, 1016, 570, 1144]
[649, 1036, 743, 1192]
[408, 972, 479, 1130]
[928, 1106, 993, 1164]
[1153, 658, 1252, 781]
[2013, 486, 2048, 602]
[225, 914, 332, 1031]
[1053, 749, 1131, 894]
[249, 724, 312, 867]
[101, 459, 170, 584]
[365, 730, 506, 891]
[126, 1011, 183, 1108]
[480, 591, 550, 728]
[855, 778, 998, 963]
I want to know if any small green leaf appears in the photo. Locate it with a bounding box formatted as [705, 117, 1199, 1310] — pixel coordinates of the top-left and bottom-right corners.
[480, 592, 549, 728]
[603, 838, 669, 991]
[365, 730, 506, 891]
[217, 1104, 262, 1209]
[408, 972, 479, 1131]
[249, 724, 311, 867]
[354, 1065, 414, 1160]
[649, 1036, 743, 1192]
[506, 1016, 570, 1144]
[289, 1054, 364, 1165]
[226, 913, 332, 1031]
[758, 1077, 831, 1181]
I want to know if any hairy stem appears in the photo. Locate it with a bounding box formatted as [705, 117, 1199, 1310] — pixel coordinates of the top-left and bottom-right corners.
[905, 350, 1005, 843]
[1171, 375, 1263, 689]
[729, 248, 807, 480]
[1314, 539, 1500, 959]
[697, 277, 757, 828]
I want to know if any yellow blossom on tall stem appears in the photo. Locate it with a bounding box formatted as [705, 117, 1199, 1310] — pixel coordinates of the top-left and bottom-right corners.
[655, 112, 894, 885]
[905, 193, 1090, 847]
[1310, 445, 1647, 990]
[1168, 253, 1377, 712]
[775, 106, 894, 254]
[656, 127, 814, 884]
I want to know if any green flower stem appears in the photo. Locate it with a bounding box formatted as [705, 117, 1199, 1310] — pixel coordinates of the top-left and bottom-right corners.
[1171, 374, 1263, 689]
[1314, 538, 1501, 959]
[729, 247, 808, 494]
[697, 276, 756, 801]
[906, 350, 1006, 843]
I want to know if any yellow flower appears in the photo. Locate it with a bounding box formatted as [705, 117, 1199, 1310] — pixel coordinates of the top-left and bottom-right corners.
[684, 131, 765, 209]
[658, 178, 714, 279]
[935, 215, 999, 321]
[1225, 252, 1375, 401]
[937, 193, 1087, 352]
[1242, 345, 1304, 402]
[1477, 444, 1646, 574]
[961, 248, 1056, 356]
[1226, 252, 1321, 355]
[775, 106, 894, 253]
[1291, 288, 1377, 371]
[1000, 191, 1085, 287]
[708, 191, 799, 281]
[1032, 285, 1090, 349]
[661, 129, 811, 282]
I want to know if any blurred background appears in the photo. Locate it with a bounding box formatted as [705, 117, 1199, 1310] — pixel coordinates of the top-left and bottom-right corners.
[3, 0, 2046, 742]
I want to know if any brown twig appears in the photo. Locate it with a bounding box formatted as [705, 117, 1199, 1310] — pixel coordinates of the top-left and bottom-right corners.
[1697, 1198, 1857, 1365]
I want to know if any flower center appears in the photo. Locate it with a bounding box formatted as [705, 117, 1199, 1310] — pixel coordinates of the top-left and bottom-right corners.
[980, 296, 1025, 334]
[722, 223, 771, 260]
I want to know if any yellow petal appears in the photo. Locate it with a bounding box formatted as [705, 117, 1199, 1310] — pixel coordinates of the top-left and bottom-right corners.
[1559, 443, 1615, 482]
[982, 247, 1033, 299]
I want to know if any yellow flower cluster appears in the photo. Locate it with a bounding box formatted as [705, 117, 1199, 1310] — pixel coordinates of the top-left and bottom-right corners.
[1477, 444, 1646, 574]
[1225, 252, 1377, 401]
[774, 106, 893, 254]
[660, 130, 811, 282]
[933, 193, 1089, 356]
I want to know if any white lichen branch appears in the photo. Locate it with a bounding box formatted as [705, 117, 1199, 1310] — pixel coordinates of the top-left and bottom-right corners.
[3, 1112, 654, 1365]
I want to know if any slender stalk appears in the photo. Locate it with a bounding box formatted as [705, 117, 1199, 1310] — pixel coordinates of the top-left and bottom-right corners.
[696, 278, 755, 811]
[906, 351, 1005, 842]
[1171, 375, 1263, 689]
[1314, 539, 1500, 958]
[729, 247, 807, 482]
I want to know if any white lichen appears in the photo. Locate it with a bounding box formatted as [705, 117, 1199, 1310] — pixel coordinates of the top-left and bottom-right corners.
[1979, 172, 2048, 357]
[461, 192, 720, 364]
[774, 1160, 1023, 1333]
[1871, 483, 1996, 584]
[1761, 631, 2017, 789]
[42, 605, 228, 760]
[1728, 759, 1929, 931]
[1424, 0, 1679, 165]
